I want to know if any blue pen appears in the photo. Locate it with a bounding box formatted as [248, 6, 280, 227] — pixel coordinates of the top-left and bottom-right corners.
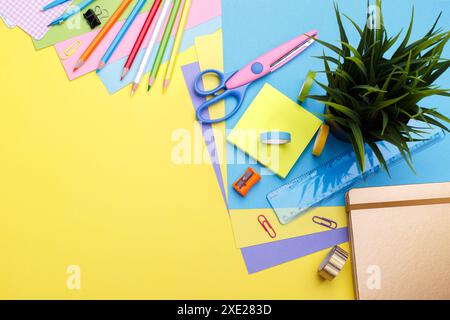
[48, 0, 97, 26]
[42, 0, 71, 12]
[97, 0, 147, 71]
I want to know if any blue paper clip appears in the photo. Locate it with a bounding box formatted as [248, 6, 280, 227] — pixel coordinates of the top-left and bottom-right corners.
[312, 216, 337, 229]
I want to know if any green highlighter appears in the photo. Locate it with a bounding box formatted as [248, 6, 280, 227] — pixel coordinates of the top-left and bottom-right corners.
[148, 0, 182, 91]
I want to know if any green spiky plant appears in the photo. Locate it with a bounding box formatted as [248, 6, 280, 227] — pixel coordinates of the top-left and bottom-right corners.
[311, 0, 450, 172]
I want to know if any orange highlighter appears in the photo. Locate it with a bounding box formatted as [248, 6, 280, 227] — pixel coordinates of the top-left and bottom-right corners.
[233, 167, 261, 197]
[74, 0, 133, 71]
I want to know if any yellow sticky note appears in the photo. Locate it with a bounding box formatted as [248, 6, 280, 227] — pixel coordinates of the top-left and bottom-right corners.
[227, 83, 322, 178]
[229, 207, 348, 248]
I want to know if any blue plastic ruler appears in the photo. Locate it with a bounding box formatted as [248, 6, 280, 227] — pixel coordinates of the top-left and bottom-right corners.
[267, 131, 446, 224]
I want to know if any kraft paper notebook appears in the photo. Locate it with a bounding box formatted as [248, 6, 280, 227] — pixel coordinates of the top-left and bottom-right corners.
[346, 182, 450, 300]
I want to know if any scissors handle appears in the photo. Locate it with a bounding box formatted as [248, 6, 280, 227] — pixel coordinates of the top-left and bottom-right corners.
[194, 69, 227, 96]
[196, 86, 247, 124]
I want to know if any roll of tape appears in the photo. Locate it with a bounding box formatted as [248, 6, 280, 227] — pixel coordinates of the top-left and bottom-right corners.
[298, 70, 316, 103]
[318, 245, 349, 281]
[260, 131, 291, 145]
[312, 124, 329, 157]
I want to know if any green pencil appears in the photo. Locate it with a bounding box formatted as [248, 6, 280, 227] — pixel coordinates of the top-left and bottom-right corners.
[148, 0, 182, 91]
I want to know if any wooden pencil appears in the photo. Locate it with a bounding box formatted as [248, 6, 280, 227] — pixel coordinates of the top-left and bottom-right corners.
[163, 0, 192, 92]
[121, 0, 163, 80]
[147, 0, 182, 91]
[97, 0, 148, 71]
[131, 0, 173, 96]
[73, 0, 134, 72]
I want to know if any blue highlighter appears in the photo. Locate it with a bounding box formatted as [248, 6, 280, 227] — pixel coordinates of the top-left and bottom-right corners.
[48, 0, 97, 26]
[42, 0, 71, 12]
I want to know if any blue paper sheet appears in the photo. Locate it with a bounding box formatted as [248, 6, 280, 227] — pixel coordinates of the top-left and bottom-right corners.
[223, 0, 450, 210]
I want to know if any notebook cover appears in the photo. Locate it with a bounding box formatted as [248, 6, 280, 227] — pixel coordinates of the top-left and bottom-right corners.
[346, 182, 450, 300]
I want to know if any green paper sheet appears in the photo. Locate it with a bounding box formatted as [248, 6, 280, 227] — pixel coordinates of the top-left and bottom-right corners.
[32, 0, 154, 50]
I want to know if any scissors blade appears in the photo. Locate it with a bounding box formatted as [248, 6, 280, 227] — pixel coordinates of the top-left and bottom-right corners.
[270, 37, 316, 71]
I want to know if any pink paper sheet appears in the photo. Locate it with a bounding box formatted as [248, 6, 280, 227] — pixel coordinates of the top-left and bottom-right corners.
[0, 0, 71, 40]
[54, 0, 221, 80]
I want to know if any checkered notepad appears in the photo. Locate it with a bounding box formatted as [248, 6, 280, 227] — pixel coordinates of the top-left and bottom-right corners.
[0, 0, 72, 40]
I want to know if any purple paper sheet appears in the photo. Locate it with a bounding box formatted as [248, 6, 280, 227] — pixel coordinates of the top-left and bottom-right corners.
[182, 62, 228, 206]
[182, 62, 349, 273]
[242, 227, 349, 274]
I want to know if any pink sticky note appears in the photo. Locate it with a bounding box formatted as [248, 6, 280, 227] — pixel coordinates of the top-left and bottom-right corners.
[54, 0, 221, 80]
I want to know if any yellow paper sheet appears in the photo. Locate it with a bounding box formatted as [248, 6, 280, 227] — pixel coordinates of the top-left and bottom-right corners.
[195, 30, 223, 94]
[0, 42, 229, 297]
[230, 207, 348, 248]
[227, 83, 322, 178]
[194, 30, 228, 200]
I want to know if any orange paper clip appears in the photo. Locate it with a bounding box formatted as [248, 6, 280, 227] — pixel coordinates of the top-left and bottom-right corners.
[232, 167, 261, 197]
[312, 216, 338, 229]
[258, 215, 277, 239]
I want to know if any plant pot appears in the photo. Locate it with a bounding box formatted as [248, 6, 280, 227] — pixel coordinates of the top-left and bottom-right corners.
[325, 107, 351, 143]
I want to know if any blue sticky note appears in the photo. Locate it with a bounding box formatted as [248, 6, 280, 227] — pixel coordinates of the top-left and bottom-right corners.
[223, 0, 450, 210]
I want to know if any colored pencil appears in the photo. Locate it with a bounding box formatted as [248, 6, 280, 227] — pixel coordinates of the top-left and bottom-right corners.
[73, 0, 133, 72]
[131, 0, 172, 96]
[121, 0, 163, 80]
[48, 0, 97, 26]
[147, 0, 182, 91]
[97, 0, 148, 71]
[163, 0, 192, 92]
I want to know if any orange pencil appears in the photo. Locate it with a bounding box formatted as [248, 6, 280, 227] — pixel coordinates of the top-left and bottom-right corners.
[73, 0, 133, 72]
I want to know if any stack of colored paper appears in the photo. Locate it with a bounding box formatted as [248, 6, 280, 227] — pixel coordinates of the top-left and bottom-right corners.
[181, 30, 349, 274]
[1, 0, 222, 94]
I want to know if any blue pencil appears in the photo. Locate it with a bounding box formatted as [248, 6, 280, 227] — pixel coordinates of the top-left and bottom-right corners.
[48, 0, 97, 26]
[97, 0, 148, 71]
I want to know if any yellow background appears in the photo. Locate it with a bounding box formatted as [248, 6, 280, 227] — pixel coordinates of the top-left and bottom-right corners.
[0, 23, 353, 299]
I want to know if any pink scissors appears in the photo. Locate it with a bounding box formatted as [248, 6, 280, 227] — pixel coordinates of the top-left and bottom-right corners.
[194, 29, 318, 124]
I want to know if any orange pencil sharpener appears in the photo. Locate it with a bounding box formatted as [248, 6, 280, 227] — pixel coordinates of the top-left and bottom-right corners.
[232, 167, 261, 197]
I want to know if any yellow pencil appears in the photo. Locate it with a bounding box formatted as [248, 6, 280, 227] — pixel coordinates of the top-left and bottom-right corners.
[163, 0, 192, 92]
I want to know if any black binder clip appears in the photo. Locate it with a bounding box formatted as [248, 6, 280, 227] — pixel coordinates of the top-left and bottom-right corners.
[83, 8, 101, 29]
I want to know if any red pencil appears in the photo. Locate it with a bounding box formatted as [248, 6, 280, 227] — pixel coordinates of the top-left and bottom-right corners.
[121, 0, 163, 80]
